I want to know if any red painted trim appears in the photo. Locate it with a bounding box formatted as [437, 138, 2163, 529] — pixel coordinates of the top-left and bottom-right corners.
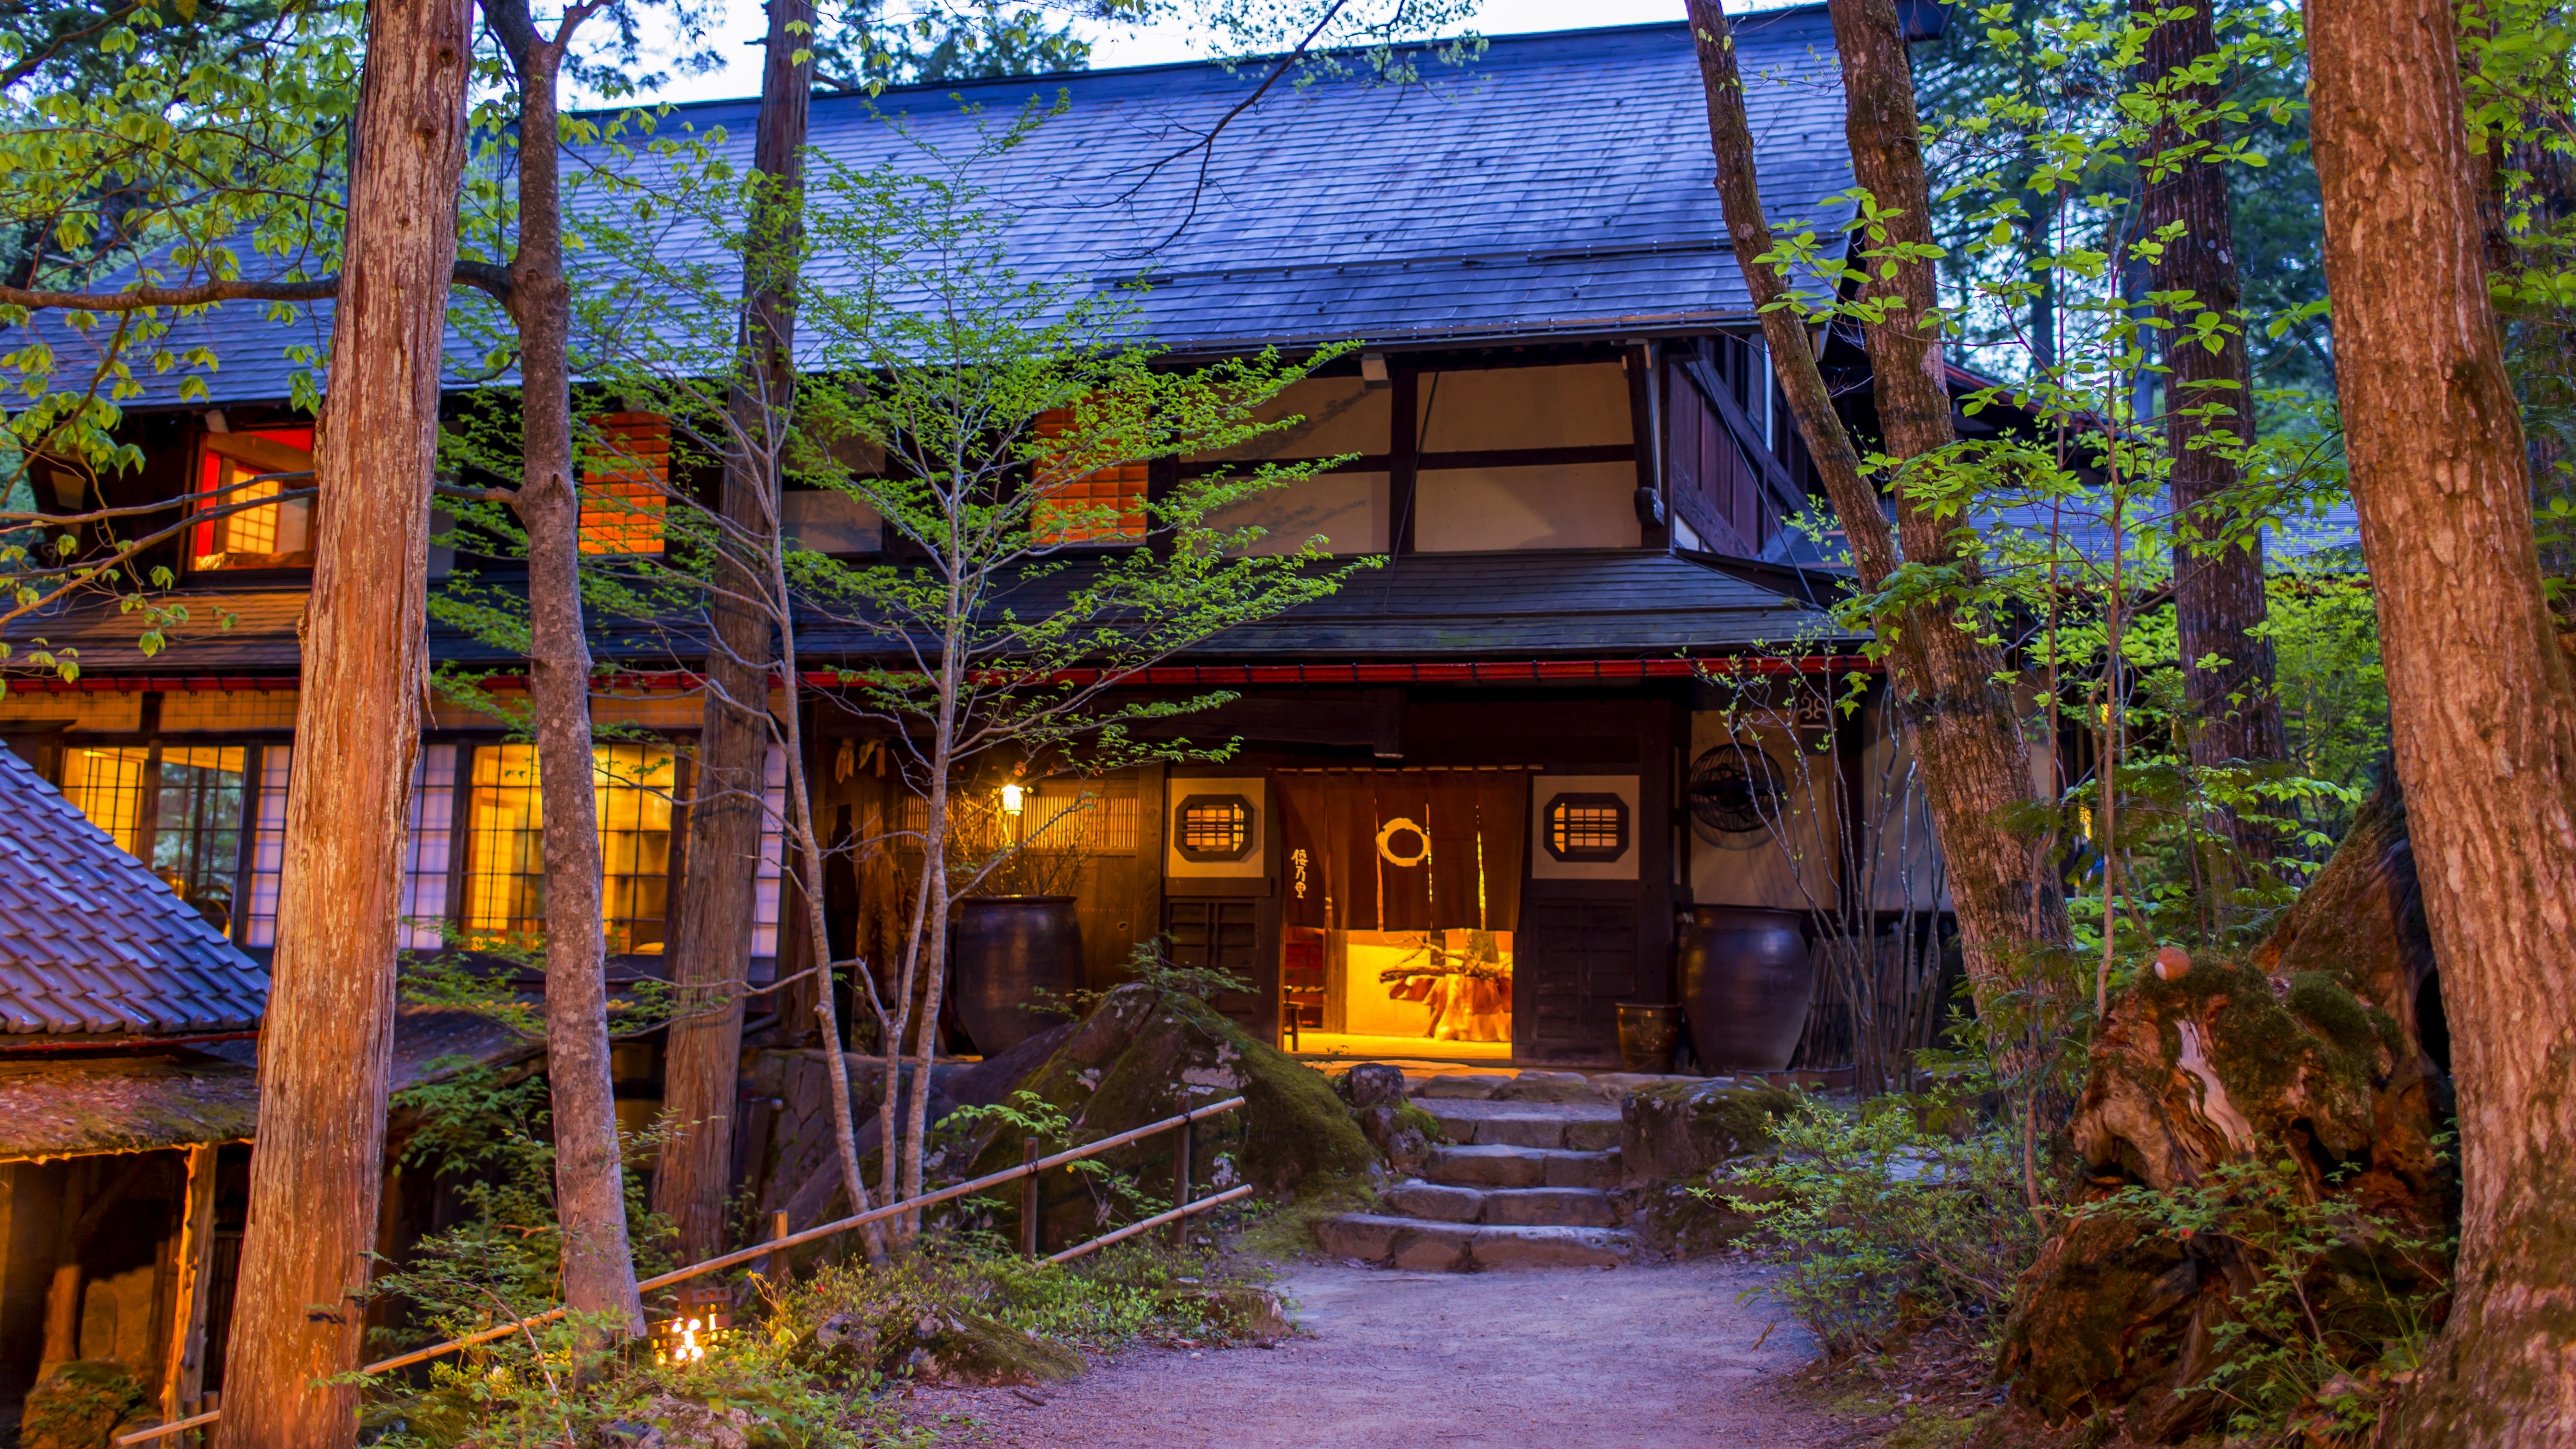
[24, 654, 1876, 696]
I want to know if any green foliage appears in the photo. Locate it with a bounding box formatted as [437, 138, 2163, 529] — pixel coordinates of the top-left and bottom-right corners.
[1709, 1094, 2045, 1359]
[358, 1313, 912, 1449]
[1038, 936, 1253, 1021]
[2077, 1155, 2451, 1435]
[371, 1059, 680, 1336]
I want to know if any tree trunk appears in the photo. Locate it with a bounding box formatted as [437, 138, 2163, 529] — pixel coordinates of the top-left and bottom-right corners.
[1690, 1, 2070, 1032]
[486, 0, 644, 1335]
[213, 1, 470, 1442]
[2134, 0, 2286, 804]
[653, 0, 815, 1267]
[2306, 0, 2576, 1441]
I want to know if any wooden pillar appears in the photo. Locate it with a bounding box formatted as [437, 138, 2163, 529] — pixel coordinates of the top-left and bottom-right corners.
[162, 1145, 220, 1427]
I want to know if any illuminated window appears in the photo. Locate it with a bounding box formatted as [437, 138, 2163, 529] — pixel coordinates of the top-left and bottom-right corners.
[402, 745, 457, 950]
[61, 744, 248, 933]
[245, 747, 290, 945]
[60, 746, 153, 856]
[580, 413, 671, 555]
[595, 744, 676, 955]
[152, 746, 246, 933]
[191, 427, 317, 572]
[1173, 794, 1255, 863]
[1543, 792, 1630, 863]
[751, 746, 787, 958]
[464, 742, 676, 954]
[1030, 407, 1148, 545]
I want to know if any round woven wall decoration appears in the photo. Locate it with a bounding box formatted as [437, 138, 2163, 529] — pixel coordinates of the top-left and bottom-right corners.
[1375, 817, 1432, 868]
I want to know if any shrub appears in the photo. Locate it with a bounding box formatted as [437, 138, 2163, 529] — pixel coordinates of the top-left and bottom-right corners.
[1708, 1094, 2043, 1358]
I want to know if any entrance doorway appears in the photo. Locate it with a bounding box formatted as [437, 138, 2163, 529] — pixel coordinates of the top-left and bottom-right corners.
[1274, 768, 1529, 1059]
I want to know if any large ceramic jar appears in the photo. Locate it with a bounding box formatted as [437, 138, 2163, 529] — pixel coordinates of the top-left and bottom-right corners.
[953, 895, 1084, 1056]
[1677, 905, 1815, 1073]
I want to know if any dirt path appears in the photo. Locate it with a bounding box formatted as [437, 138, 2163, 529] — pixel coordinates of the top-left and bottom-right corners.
[898, 1260, 1841, 1448]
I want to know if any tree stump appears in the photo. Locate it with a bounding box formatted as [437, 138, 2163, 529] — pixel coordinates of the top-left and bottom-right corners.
[2001, 787, 2454, 1439]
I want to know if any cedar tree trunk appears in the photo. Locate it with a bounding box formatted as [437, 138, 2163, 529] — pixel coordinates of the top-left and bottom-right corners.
[2307, 0, 2576, 1441]
[653, 0, 814, 1265]
[214, 1, 470, 1442]
[485, 0, 645, 1334]
[2134, 0, 2286, 795]
[1691, 0, 2070, 1030]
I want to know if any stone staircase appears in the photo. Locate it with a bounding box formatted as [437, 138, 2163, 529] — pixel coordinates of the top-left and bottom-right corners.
[1315, 1070, 1640, 1271]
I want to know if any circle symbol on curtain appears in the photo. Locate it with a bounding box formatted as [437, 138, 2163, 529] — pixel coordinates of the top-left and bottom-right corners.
[1375, 817, 1431, 868]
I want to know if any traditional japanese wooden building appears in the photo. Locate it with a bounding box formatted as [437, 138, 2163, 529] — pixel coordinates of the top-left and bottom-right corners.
[6, 8, 1942, 1092]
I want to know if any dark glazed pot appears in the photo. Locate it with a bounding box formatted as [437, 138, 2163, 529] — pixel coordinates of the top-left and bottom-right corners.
[953, 895, 1084, 1057]
[1678, 905, 1815, 1073]
[1616, 1003, 1683, 1074]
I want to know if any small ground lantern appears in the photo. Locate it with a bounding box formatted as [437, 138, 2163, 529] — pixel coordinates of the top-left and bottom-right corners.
[652, 1285, 733, 1365]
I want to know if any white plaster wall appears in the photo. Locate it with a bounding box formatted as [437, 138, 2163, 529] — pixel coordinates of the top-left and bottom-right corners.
[1415, 462, 1640, 552]
[1195, 376, 1391, 461]
[1211, 470, 1390, 556]
[1418, 363, 1630, 450]
[1686, 710, 1840, 911]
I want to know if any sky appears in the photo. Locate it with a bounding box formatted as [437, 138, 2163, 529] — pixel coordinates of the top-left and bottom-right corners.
[625, 0, 1804, 107]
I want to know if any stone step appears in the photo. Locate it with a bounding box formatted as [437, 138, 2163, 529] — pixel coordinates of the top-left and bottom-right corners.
[1314, 1213, 1637, 1271]
[1412, 1096, 1623, 1151]
[1425, 1144, 1621, 1191]
[1382, 1181, 1621, 1229]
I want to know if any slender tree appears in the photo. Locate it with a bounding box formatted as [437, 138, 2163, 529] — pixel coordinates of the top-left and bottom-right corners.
[1689, 0, 2070, 1031]
[2133, 0, 2286, 826]
[476, 0, 646, 1334]
[213, 0, 472, 1442]
[653, 0, 815, 1264]
[2306, 0, 2576, 1441]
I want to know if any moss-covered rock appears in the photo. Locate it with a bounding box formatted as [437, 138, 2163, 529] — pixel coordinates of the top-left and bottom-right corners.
[1618, 1080, 1797, 1186]
[18, 1361, 145, 1449]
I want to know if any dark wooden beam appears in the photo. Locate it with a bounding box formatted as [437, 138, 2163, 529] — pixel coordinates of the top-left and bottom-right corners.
[1389, 369, 1420, 555]
[1625, 344, 1667, 550]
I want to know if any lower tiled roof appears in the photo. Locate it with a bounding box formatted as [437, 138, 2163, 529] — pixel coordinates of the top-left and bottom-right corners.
[0, 745, 271, 1036]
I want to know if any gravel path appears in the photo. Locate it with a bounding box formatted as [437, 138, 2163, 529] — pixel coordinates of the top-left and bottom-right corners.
[897, 1260, 1838, 1447]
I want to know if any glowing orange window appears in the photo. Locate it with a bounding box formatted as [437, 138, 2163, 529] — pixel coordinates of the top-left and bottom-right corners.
[581, 413, 670, 555]
[1030, 408, 1147, 545]
[191, 425, 317, 572]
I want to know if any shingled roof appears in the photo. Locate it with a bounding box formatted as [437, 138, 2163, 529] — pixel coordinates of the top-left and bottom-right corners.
[53, 9, 1853, 408]
[0, 743, 271, 1037]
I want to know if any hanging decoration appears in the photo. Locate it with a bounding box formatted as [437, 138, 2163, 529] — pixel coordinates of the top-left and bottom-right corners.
[1375, 815, 1432, 868]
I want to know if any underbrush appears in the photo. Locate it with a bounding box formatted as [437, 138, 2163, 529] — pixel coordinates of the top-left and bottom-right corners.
[1706, 1092, 2045, 1359]
[358, 1230, 1273, 1447]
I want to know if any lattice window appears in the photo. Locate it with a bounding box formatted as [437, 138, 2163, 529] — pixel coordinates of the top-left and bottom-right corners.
[191, 426, 317, 572]
[1543, 792, 1630, 863]
[152, 746, 247, 932]
[463, 742, 676, 953]
[752, 746, 788, 958]
[245, 748, 290, 945]
[580, 412, 671, 555]
[401, 745, 458, 951]
[1030, 407, 1147, 544]
[59, 745, 153, 856]
[1173, 794, 1254, 862]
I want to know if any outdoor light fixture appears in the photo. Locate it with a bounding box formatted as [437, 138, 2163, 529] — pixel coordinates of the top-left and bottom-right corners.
[1360, 352, 1390, 389]
[651, 1303, 731, 1365]
[1000, 781, 1026, 816]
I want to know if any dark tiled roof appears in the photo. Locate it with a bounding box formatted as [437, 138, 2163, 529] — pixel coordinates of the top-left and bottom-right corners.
[5, 548, 1850, 675]
[52, 11, 1852, 408]
[0, 744, 271, 1036]
[0, 1053, 259, 1160]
